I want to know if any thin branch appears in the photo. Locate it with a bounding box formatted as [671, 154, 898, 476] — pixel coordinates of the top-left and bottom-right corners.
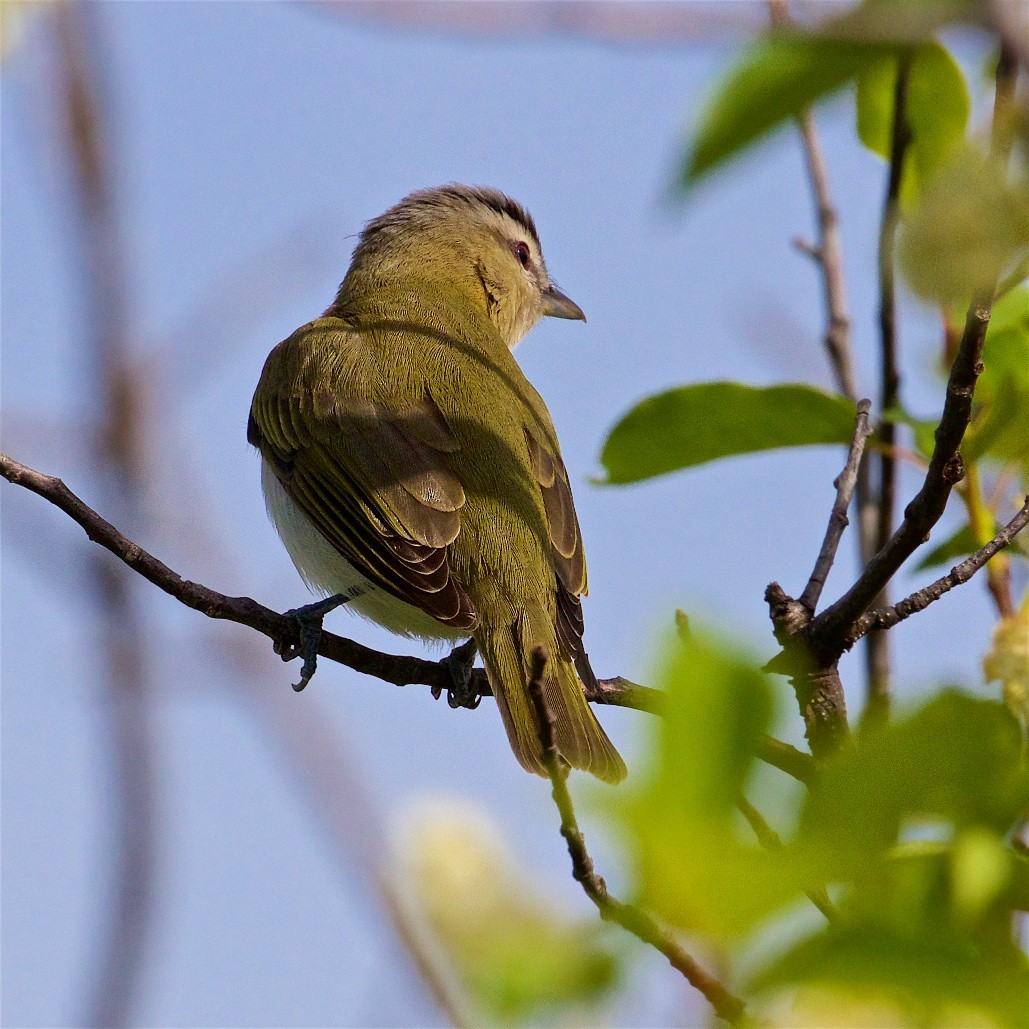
[810, 47, 1021, 658]
[770, 0, 860, 405]
[525, 649, 748, 1025]
[848, 496, 1029, 644]
[796, 111, 861, 404]
[799, 399, 873, 612]
[736, 796, 836, 922]
[0, 450, 816, 788]
[865, 56, 913, 721]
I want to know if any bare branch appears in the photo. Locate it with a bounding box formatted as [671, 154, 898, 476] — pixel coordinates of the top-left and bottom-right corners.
[1, 450, 817, 789]
[526, 649, 748, 1024]
[736, 796, 836, 922]
[799, 399, 873, 612]
[810, 47, 1022, 658]
[864, 56, 913, 721]
[848, 496, 1029, 644]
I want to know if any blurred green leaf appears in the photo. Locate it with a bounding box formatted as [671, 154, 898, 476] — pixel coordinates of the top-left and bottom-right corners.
[856, 40, 970, 205]
[899, 147, 1029, 303]
[752, 922, 1029, 1025]
[799, 692, 1028, 880]
[914, 524, 977, 570]
[395, 800, 619, 1024]
[684, 32, 897, 184]
[599, 382, 856, 485]
[606, 631, 802, 937]
[964, 288, 1029, 468]
[950, 828, 1012, 924]
[964, 376, 1029, 468]
[980, 288, 1029, 397]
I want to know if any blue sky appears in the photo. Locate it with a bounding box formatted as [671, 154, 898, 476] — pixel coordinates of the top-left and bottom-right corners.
[1, 4, 1005, 1026]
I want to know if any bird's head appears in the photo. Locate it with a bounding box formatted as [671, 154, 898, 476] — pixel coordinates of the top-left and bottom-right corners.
[338, 184, 585, 349]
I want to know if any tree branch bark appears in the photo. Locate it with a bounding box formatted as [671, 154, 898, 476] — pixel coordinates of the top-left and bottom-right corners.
[864, 55, 912, 724]
[848, 496, 1029, 644]
[526, 650, 748, 1024]
[1, 449, 816, 788]
[809, 46, 1021, 661]
[799, 399, 873, 613]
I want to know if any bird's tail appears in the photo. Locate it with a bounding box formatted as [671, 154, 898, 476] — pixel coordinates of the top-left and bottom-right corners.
[477, 607, 627, 784]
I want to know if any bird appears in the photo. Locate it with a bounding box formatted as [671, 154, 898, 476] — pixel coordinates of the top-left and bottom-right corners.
[248, 184, 626, 784]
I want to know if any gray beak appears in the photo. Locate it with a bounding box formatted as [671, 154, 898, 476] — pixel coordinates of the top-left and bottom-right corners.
[542, 285, 586, 322]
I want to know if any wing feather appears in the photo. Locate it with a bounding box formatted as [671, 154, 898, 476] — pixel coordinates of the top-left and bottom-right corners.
[252, 382, 477, 631]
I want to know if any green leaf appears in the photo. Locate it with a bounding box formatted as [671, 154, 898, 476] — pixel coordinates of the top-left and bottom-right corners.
[396, 800, 620, 1024]
[964, 288, 1029, 468]
[752, 922, 1029, 1026]
[605, 630, 801, 937]
[981, 287, 1029, 395]
[685, 32, 898, 184]
[914, 524, 977, 571]
[599, 382, 856, 485]
[799, 692, 1028, 880]
[899, 146, 1029, 303]
[856, 41, 970, 205]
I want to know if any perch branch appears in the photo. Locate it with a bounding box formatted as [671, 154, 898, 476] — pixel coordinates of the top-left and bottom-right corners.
[526, 649, 748, 1025]
[0, 449, 816, 787]
[848, 497, 1029, 643]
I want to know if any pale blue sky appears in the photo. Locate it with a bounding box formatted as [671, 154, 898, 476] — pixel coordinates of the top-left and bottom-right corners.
[1, 4, 1003, 1026]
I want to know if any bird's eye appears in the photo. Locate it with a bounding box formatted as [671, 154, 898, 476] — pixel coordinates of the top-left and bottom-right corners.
[515, 241, 531, 268]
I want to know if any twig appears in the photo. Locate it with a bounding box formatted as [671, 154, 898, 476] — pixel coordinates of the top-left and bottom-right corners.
[525, 649, 748, 1025]
[0, 450, 817, 788]
[736, 796, 836, 922]
[847, 496, 1029, 644]
[799, 399, 873, 612]
[810, 47, 1021, 659]
[865, 55, 913, 722]
[771, 0, 860, 405]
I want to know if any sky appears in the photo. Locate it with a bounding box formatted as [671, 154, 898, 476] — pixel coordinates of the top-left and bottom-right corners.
[0, 3, 1009, 1027]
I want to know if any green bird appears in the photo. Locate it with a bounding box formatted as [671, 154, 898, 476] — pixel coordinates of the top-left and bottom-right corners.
[248, 184, 626, 784]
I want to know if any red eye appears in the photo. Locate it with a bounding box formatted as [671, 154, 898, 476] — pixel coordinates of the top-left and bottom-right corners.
[515, 241, 531, 267]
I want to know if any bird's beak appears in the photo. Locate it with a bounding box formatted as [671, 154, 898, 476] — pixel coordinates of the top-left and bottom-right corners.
[542, 285, 586, 322]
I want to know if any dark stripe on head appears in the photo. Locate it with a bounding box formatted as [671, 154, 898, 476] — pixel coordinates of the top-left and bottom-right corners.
[464, 186, 539, 246]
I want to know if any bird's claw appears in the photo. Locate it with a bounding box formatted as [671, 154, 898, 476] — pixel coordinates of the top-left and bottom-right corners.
[434, 638, 480, 709]
[277, 594, 350, 692]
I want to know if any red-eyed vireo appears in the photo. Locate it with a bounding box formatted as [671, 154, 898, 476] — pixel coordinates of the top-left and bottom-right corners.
[249, 185, 626, 784]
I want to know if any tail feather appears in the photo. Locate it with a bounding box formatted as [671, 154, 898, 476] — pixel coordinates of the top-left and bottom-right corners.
[477, 609, 627, 785]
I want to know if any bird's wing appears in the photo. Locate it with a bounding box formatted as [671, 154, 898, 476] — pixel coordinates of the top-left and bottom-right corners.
[250, 389, 478, 630]
[522, 428, 595, 677]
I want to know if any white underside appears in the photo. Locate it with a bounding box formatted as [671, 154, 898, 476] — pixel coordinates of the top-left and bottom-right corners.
[261, 460, 465, 643]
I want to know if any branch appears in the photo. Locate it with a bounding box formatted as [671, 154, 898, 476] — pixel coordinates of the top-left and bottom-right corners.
[810, 48, 1021, 658]
[864, 56, 913, 718]
[848, 496, 1029, 644]
[770, 0, 860, 405]
[2, 450, 816, 787]
[736, 796, 836, 922]
[798, 399, 872, 612]
[525, 650, 748, 1025]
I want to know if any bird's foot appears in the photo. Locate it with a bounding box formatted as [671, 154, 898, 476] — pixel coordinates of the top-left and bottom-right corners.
[433, 638, 480, 709]
[275, 594, 350, 692]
